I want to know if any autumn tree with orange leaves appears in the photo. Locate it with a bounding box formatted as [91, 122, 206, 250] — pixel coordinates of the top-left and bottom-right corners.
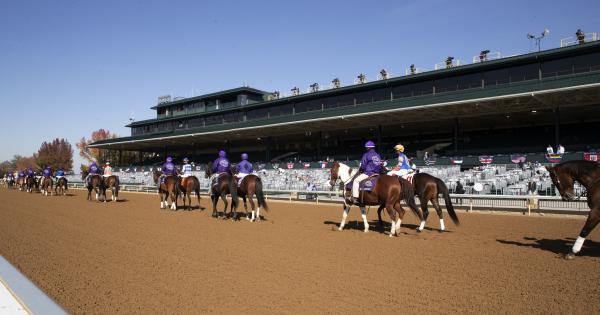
[35, 138, 73, 171]
[76, 129, 119, 164]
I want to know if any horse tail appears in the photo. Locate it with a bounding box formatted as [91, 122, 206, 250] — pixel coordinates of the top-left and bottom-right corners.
[435, 178, 459, 225]
[228, 175, 238, 209]
[114, 176, 120, 198]
[398, 177, 422, 221]
[255, 177, 269, 212]
[193, 176, 201, 201]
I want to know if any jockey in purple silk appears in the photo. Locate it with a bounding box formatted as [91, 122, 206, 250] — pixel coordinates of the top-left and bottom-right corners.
[353, 140, 382, 200]
[237, 153, 253, 176]
[210, 150, 230, 186]
[85, 162, 102, 185]
[42, 166, 52, 178]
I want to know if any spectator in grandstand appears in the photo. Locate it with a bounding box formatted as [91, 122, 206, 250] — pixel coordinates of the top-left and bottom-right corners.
[557, 144, 565, 155]
[387, 144, 413, 177]
[455, 180, 465, 204]
[546, 145, 554, 155]
[236, 153, 253, 180]
[352, 140, 382, 202]
[103, 162, 113, 177]
[181, 158, 193, 178]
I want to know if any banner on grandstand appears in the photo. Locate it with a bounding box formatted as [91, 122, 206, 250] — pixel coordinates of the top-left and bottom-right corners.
[585, 152, 599, 161]
[510, 154, 527, 164]
[303, 163, 310, 169]
[450, 157, 463, 165]
[545, 154, 563, 164]
[287, 162, 294, 169]
[479, 155, 494, 164]
[321, 162, 328, 168]
[424, 157, 437, 166]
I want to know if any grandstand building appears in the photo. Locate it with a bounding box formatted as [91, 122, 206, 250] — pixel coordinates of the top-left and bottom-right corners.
[90, 38, 600, 167]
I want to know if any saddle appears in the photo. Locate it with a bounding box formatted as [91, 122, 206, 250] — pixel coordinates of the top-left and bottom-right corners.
[212, 173, 228, 188]
[345, 174, 380, 192]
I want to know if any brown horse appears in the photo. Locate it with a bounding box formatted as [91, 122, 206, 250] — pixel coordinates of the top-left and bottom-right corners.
[55, 177, 68, 196]
[546, 160, 600, 259]
[17, 176, 26, 191]
[26, 175, 37, 193]
[152, 170, 178, 210]
[205, 162, 239, 220]
[102, 175, 120, 202]
[329, 162, 424, 236]
[231, 167, 269, 221]
[178, 176, 202, 211]
[40, 177, 53, 196]
[81, 171, 104, 201]
[377, 173, 460, 231]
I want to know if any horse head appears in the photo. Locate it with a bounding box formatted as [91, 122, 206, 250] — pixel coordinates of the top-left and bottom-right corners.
[152, 170, 160, 184]
[329, 162, 341, 190]
[546, 165, 576, 201]
[205, 162, 213, 178]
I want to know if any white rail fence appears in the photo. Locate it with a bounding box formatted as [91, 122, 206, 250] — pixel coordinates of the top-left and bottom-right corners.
[67, 182, 588, 215]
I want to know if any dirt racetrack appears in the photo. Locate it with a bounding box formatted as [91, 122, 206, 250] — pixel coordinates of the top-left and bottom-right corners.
[0, 188, 599, 314]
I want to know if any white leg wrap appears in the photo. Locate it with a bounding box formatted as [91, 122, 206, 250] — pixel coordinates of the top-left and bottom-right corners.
[572, 236, 585, 254]
[250, 211, 255, 221]
[396, 219, 401, 234]
[362, 214, 369, 232]
[171, 203, 176, 210]
[389, 220, 395, 237]
[439, 219, 446, 231]
[160, 201, 164, 208]
[257, 207, 261, 220]
[418, 221, 425, 231]
[339, 210, 348, 230]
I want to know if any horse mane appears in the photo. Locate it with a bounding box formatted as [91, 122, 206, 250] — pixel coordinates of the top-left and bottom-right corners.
[558, 160, 600, 179]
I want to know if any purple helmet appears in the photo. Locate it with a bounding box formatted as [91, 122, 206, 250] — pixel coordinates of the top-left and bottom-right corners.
[365, 140, 376, 148]
[218, 150, 226, 158]
[241, 153, 248, 160]
[183, 157, 189, 163]
[166, 156, 173, 163]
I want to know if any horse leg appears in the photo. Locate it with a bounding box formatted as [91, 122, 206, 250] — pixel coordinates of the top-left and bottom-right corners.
[170, 191, 177, 210]
[430, 197, 445, 232]
[160, 191, 166, 209]
[420, 196, 430, 229]
[377, 205, 385, 228]
[339, 204, 351, 231]
[248, 196, 258, 222]
[221, 193, 228, 219]
[360, 206, 369, 233]
[394, 202, 406, 235]
[211, 193, 218, 218]
[386, 202, 398, 237]
[566, 208, 600, 259]
[187, 192, 191, 211]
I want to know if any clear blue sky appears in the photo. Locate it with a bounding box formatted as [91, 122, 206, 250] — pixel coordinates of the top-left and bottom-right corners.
[1, 0, 598, 166]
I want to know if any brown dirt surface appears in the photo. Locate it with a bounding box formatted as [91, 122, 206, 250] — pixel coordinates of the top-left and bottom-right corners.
[0, 188, 599, 314]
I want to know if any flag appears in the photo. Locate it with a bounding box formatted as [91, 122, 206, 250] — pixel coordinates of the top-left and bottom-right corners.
[450, 157, 463, 165]
[479, 155, 493, 164]
[585, 152, 598, 161]
[545, 154, 563, 164]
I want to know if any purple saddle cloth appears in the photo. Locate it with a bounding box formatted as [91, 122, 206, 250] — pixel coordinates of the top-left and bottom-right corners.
[346, 175, 380, 192]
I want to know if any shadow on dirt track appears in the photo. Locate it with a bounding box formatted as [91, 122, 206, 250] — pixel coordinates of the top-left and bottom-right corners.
[496, 237, 600, 258]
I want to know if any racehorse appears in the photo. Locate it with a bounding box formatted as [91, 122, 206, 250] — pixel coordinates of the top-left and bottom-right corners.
[81, 171, 104, 201]
[152, 170, 178, 210]
[205, 162, 239, 220]
[231, 165, 269, 221]
[377, 172, 460, 231]
[102, 175, 120, 202]
[178, 175, 202, 211]
[26, 175, 37, 193]
[17, 177, 26, 191]
[546, 160, 600, 259]
[55, 177, 68, 196]
[40, 177, 53, 196]
[329, 162, 424, 236]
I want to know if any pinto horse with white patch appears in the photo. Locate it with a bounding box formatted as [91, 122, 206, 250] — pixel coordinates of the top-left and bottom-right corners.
[546, 160, 600, 259]
[102, 175, 120, 202]
[329, 162, 424, 236]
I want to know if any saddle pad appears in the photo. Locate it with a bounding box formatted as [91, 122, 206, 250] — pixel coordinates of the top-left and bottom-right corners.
[359, 175, 380, 192]
[402, 174, 414, 185]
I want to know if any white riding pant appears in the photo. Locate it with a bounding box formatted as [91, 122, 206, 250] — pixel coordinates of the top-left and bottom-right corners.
[387, 169, 411, 177]
[352, 173, 369, 198]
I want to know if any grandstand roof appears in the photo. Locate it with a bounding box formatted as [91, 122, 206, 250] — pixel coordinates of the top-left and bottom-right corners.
[149, 86, 268, 111]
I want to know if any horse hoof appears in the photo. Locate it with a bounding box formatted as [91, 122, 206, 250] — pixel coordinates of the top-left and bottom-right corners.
[565, 253, 576, 260]
[416, 228, 422, 233]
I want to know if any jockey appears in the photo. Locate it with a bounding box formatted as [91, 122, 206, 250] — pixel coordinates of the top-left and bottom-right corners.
[161, 156, 178, 178]
[236, 153, 253, 179]
[181, 158, 193, 178]
[26, 166, 35, 178]
[18, 170, 25, 179]
[387, 144, 413, 177]
[85, 162, 102, 185]
[210, 150, 230, 185]
[352, 140, 382, 202]
[42, 166, 52, 178]
[103, 162, 113, 177]
[55, 168, 65, 179]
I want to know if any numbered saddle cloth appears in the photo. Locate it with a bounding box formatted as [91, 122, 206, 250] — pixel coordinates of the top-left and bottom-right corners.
[359, 175, 380, 192]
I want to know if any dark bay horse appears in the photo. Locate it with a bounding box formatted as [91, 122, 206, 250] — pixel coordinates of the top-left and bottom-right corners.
[81, 171, 104, 201]
[102, 175, 120, 202]
[26, 175, 37, 193]
[55, 177, 68, 196]
[153, 170, 178, 210]
[377, 173, 460, 231]
[546, 160, 600, 259]
[178, 176, 202, 211]
[329, 162, 424, 236]
[231, 166, 269, 221]
[205, 162, 239, 219]
[40, 177, 53, 196]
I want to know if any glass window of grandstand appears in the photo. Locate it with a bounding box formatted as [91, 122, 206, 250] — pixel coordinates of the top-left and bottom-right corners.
[372, 87, 391, 102]
[175, 120, 187, 129]
[157, 107, 167, 118]
[206, 99, 217, 112]
[483, 68, 509, 86]
[457, 73, 482, 90]
[270, 104, 293, 117]
[205, 115, 223, 126]
[322, 96, 339, 109]
[392, 84, 414, 99]
[188, 117, 204, 128]
[187, 102, 205, 114]
[246, 108, 269, 120]
[355, 90, 372, 105]
[573, 52, 600, 74]
[295, 100, 322, 113]
[541, 57, 574, 78]
[219, 96, 238, 110]
[223, 112, 243, 123]
[509, 64, 539, 82]
[338, 94, 355, 107]
[413, 81, 433, 96]
[434, 77, 457, 93]
[158, 122, 173, 131]
[173, 105, 186, 117]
